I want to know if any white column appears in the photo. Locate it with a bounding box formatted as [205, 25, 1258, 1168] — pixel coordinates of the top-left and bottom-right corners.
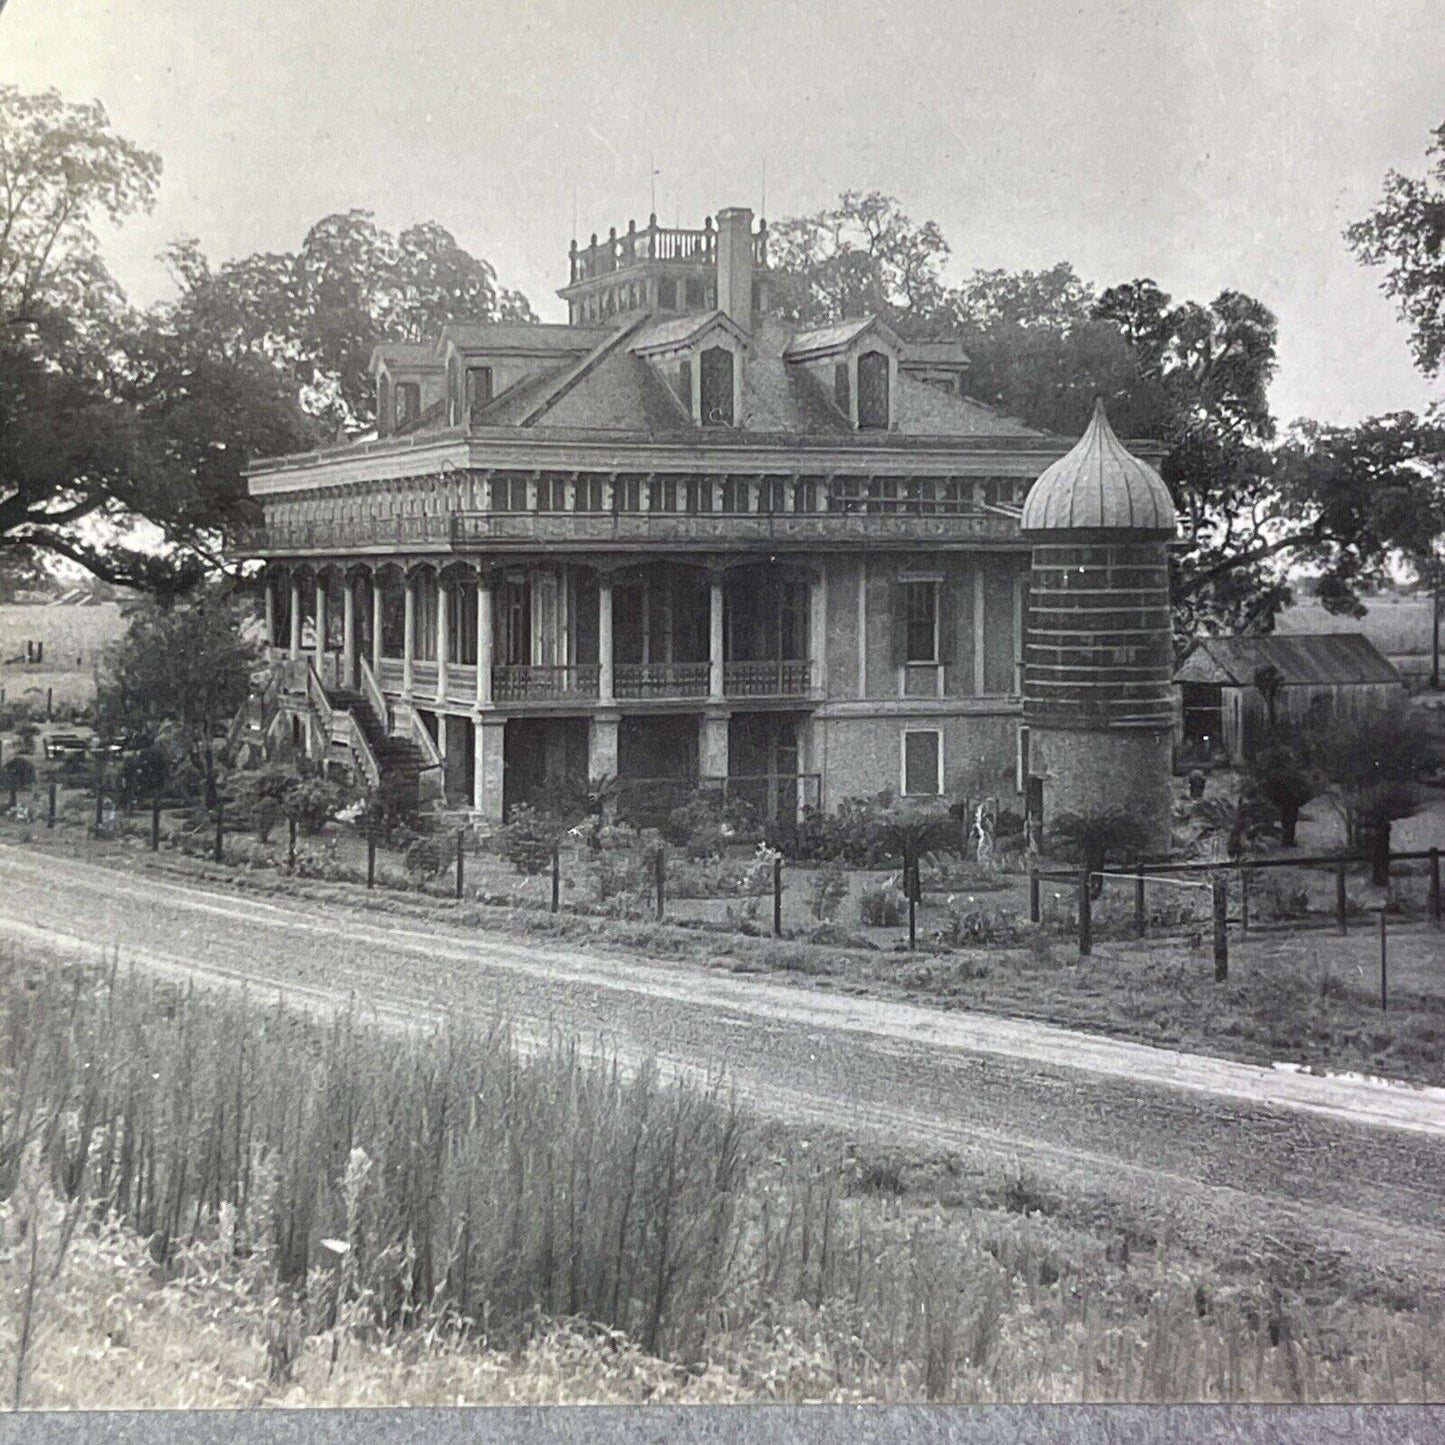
[313, 577, 328, 678]
[472, 716, 505, 820]
[289, 579, 302, 659]
[402, 574, 416, 696]
[437, 579, 451, 701]
[371, 578, 383, 679]
[342, 581, 356, 689]
[475, 578, 494, 707]
[598, 575, 614, 703]
[709, 574, 725, 700]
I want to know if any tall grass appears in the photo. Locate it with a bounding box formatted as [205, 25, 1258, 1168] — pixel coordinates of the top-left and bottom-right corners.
[1, 943, 1439, 1404]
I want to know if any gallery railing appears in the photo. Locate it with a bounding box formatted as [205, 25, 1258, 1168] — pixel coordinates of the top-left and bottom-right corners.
[613, 661, 712, 699]
[491, 664, 602, 702]
[723, 659, 813, 698]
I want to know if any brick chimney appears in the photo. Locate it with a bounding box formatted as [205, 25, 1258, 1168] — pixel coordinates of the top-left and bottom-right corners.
[715, 206, 754, 329]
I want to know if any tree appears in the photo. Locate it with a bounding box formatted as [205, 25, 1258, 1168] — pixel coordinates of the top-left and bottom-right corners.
[1346, 119, 1445, 379]
[1246, 733, 1319, 848]
[1305, 699, 1440, 882]
[164, 211, 537, 432]
[98, 594, 259, 805]
[1046, 807, 1152, 896]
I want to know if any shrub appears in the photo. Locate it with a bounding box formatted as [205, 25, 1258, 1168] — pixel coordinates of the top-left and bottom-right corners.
[665, 791, 731, 860]
[13, 720, 40, 754]
[936, 897, 1024, 947]
[283, 775, 354, 836]
[807, 861, 849, 921]
[228, 764, 300, 841]
[498, 804, 566, 876]
[403, 834, 449, 883]
[2, 755, 37, 801]
[859, 877, 906, 928]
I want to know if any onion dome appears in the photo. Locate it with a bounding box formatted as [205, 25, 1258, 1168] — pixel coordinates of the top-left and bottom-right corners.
[1020, 398, 1176, 536]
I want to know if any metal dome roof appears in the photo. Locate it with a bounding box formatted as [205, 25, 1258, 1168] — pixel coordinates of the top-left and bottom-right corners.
[1020, 398, 1176, 535]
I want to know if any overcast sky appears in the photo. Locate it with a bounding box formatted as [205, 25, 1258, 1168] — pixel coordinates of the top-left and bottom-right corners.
[2, 0, 1442, 426]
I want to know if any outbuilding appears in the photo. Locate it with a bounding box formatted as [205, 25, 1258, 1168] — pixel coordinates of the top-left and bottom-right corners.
[1174, 634, 1403, 764]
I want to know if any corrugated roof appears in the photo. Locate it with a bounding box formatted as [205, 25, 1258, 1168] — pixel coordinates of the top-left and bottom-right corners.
[1174, 634, 1403, 687]
[1020, 397, 1175, 534]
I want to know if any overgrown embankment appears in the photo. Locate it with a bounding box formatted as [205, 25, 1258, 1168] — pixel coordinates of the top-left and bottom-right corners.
[1, 944, 1440, 1407]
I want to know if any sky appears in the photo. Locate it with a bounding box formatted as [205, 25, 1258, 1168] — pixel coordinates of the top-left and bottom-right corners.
[2, 0, 1442, 427]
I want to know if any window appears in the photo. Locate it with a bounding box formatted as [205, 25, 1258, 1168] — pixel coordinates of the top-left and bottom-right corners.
[536, 476, 567, 511]
[446, 355, 462, 426]
[377, 375, 393, 437]
[758, 477, 786, 513]
[649, 478, 678, 512]
[573, 475, 604, 512]
[685, 278, 705, 309]
[903, 730, 942, 797]
[857, 350, 890, 429]
[466, 366, 494, 419]
[614, 476, 642, 512]
[904, 580, 939, 663]
[721, 477, 750, 513]
[490, 476, 529, 511]
[834, 362, 851, 417]
[414, 573, 438, 662]
[396, 382, 420, 429]
[685, 477, 712, 513]
[700, 347, 734, 426]
[658, 278, 678, 310]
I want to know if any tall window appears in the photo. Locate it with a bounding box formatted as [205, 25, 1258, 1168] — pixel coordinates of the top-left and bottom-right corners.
[857, 350, 890, 430]
[446, 355, 462, 426]
[466, 366, 494, 419]
[903, 730, 942, 796]
[700, 347, 734, 426]
[573, 475, 604, 512]
[904, 581, 939, 664]
[377, 375, 393, 437]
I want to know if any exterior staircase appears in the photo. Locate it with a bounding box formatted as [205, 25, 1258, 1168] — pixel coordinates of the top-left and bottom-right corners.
[324, 684, 428, 810]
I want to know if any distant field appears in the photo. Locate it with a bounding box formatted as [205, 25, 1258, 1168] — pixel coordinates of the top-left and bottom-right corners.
[0, 603, 129, 710]
[1276, 597, 1435, 658]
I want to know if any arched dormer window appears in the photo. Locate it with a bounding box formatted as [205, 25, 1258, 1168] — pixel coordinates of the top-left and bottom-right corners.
[857, 350, 890, 430]
[446, 354, 462, 426]
[700, 347, 734, 427]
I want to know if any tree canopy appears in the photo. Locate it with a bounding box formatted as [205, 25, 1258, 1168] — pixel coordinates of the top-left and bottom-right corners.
[772, 190, 1445, 645]
[0, 84, 534, 593]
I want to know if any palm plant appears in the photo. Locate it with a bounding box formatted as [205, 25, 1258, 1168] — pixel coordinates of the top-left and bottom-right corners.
[1048, 807, 1151, 897]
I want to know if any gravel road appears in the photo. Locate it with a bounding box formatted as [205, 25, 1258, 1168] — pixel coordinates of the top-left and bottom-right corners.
[3, 841, 1444, 1291]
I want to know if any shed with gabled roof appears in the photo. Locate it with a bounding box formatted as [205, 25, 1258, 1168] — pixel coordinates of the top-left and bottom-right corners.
[1174, 633, 1404, 763]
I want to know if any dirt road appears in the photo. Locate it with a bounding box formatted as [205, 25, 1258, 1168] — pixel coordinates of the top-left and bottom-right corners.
[3, 841, 1444, 1290]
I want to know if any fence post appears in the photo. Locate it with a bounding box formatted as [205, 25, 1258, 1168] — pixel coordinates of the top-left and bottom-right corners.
[1378, 909, 1388, 1013]
[288, 815, 298, 873]
[454, 829, 465, 900]
[1212, 876, 1228, 982]
[1336, 860, 1348, 936]
[908, 863, 917, 952]
[367, 832, 376, 889]
[213, 803, 224, 864]
[552, 844, 561, 913]
[94, 777, 104, 828]
[46, 686, 52, 721]
[655, 847, 666, 921]
[150, 796, 160, 852]
[1029, 868, 1041, 925]
[773, 854, 783, 938]
[1430, 847, 1441, 927]
[1077, 870, 1092, 957]
[1134, 862, 1146, 938]
[47, 780, 56, 829]
[1239, 866, 1249, 937]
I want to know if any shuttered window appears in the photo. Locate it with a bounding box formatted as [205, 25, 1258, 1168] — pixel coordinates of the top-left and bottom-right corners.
[903, 730, 942, 796]
[700, 347, 734, 426]
[857, 350, 890, 430]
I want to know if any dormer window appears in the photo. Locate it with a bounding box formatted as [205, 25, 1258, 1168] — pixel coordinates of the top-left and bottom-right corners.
[396, 382, 420, 428]
[446, 355, 462, 426]
[377, 374, 393, 437]
[467, 366, 494, 420]
[858, 350, 890, 430]
[700, 347, 734, 427]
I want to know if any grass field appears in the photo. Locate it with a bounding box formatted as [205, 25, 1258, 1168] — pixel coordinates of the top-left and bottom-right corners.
[0, 602, 128, 713]
[3, 942, 1440, 1407]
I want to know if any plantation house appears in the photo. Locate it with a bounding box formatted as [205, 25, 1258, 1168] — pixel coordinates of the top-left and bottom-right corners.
[233, 205, 1162, 823]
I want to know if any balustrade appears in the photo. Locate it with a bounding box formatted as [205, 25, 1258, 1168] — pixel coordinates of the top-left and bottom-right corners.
[613, 661, 711, 700]
[491, 664, 602, 703]
[723, 659, 814, 698]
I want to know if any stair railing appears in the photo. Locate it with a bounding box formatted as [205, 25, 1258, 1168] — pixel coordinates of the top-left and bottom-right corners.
[359, 658, 391, 733]
[341, 712, 382, 789]
[305, 661, 335, 733]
